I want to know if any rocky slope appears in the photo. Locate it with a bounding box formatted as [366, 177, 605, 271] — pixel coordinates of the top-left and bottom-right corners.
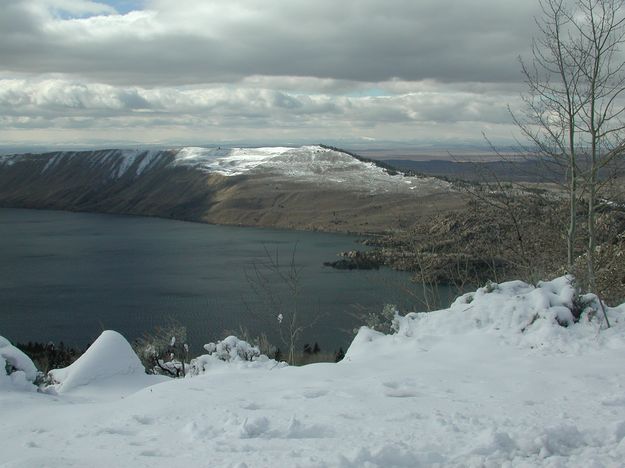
[0, 146, 462, 233]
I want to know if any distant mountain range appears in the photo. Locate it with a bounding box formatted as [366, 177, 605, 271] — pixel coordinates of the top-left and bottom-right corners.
[386, 159, 559, 182]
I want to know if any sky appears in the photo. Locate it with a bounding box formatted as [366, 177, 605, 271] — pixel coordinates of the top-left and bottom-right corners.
[0, 0, 542, 149]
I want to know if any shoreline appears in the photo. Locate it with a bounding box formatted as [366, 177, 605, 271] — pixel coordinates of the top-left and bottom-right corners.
[0, 204, 392, 238]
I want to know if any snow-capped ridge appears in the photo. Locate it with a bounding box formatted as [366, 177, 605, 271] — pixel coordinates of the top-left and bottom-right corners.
[169, 144, 438, 193]
[2, 145, 449, 194]
[170, 145, 384, 177]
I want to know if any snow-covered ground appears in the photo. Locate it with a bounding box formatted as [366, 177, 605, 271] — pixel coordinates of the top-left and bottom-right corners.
[175, 146, 447, 194]
[2, 277, 625, 467]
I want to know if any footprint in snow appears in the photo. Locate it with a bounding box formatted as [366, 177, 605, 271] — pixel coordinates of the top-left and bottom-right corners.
[601, 396, 625, 406]
[239, 416, 270, 439]
[139, 449, 163, 457]
[284, 416, 333, 439]
[95, 427, 137, 436]
[132, 415, 155, 425]
[241, 402, 262, 410]
[182, 420, 219, 441]
[382, 381, 421, 398]
[281, 388, 328, 400]
[302, 389, 328, 399]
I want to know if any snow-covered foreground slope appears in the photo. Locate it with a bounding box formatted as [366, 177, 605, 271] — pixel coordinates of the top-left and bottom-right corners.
[2, 277, 625, 467]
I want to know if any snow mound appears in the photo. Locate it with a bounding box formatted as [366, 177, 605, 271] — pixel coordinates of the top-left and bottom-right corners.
[346, 276, 625, 360]
[0, 335, 38, 391]
[48, 330, 147, 393]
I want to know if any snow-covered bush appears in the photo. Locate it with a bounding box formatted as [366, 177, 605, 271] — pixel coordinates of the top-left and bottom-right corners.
[452, 276, 606, 329]
[227, 328, 280, 360]
[202, 336, 261, 362]
[346, 276, 623, 360]
[0, 335, 39, 391]
[188, 336, 282, 376]
[359, 303, 401, 335]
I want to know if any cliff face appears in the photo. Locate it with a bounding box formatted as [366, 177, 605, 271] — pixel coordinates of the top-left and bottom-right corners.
[0, 146, 463, 233]
[0, 149, 230, 221]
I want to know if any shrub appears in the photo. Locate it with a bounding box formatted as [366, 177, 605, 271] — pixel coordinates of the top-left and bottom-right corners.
[133, 323, 189, 377]
[202, 336, 261, 362]
[360, 303, 400, 335]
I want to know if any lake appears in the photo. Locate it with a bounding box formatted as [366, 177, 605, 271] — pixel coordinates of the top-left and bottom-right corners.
[0, 208, 454, 355]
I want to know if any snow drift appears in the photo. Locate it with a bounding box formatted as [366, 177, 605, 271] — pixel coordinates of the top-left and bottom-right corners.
[347, 276, 623, 362]
[48, 330, 158, 394]
[0, 335, 38, 391]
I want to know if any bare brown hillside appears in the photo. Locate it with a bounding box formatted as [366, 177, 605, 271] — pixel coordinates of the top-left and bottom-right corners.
[0, 148, 466, 234]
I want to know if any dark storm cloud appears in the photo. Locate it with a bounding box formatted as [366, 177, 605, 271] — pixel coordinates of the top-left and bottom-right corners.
[0, 0, 539, 86]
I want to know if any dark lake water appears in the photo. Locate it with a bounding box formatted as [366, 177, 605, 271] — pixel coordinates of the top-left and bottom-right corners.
[0, 208, 454, 355]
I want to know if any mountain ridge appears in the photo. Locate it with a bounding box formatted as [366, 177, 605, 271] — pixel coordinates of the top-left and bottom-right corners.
[0, 145, 463, 233]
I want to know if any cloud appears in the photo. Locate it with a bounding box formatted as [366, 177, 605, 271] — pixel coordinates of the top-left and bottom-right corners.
[0, 1, 538, 145]
[0, 0, 539, 86]
[0, 76, 520, 140]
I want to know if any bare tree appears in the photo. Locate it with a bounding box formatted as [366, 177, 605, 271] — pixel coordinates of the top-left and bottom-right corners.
[515, 0, 586, 270]
[572, 0, 625, 290]
[245, 244, 323, 365]
[516, 0, 625, 294]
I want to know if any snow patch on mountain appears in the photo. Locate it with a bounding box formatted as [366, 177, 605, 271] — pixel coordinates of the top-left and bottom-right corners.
[134, 149, 166, 176]
[171, 145, 370, 178]
[37, 149, 168, 178]
[171, 145, 447, 193]
[0, 154, 19, 166]
[111, 149, 165, 178]
[173, 146, 293, 175]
